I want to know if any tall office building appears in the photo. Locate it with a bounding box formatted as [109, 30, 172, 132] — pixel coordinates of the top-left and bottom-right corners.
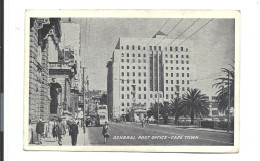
[107, 31, 196, 121]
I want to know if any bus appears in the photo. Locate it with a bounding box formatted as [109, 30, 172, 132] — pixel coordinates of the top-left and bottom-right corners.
[96, 105, 108, 126]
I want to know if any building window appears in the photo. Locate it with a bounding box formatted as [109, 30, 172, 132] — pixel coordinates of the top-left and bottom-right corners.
[171, 80, 173, 84]
[132, 45, 135, 50]
[187, 87, 190, 91]
[144, 94, 146, 99]
[121, 66, 124, 69]
[171, 73, 173, 77]
[132, 53, 135, 57]
[122, 87, 124, 91]
[138, 53, 141, 57]
[186, 55, 189, 58]
[121, 94, 124, 99]
[175, 47, 178, 51]
[121, 59, 124, 62]
[127, 45, 129, 50]
[138, 45, 140, 50]
[144, 87, 146, 91]
[170, 46, 173, 51]
[122, 103, 124, 106]
[127, 53, 129, 57]
[133, 72, 135, 76]
[171, 87, 174, 91]
[181, 47, 184, 51]
[176, 60, 178, 64]
[144, 80, 146, 84]
[187, 61, 189, 64]
[138, 94, 141, 99]
[121, 72, 124, 76]
[182, 87, 185, 91]
[133, 79, 136, 84]
[121, 80, 124, 84]
[154, 46, 157, 50]
[138, 66, 141, 69]
[176, 86, 179, 92]
[176, 80, 179, 84]
[182, 80, 185, 84]
[165, 54, 168, 58]
[121, 46, 124, 50]
[143, 59, 146, 63]
[150, 94, 153, 98]
[133, 66, 135, 69]
[144, 66, 146, 69]
[127, 66, 129, 69]
[166, 73, 168, 77]
[187, 73, 190, 77]
[171, 94, 174, 99]
[127, 94, 130, 99]
[139, 79, 141, 84]
[181, 55, 184, 58]
[122, 53, 124, 57]
[187, 67, 189, 70]
[138, 59, 141, 63]
[127, 59, 129, 63]
[166, 67, 168, 70]
[132, 59, 135, 63]
[127, 72, 129, 76]
[149, 46, 152, 50]
[166, 80, 168, 84]
[166, 87, 168, 91]
[170, 54, 173, 58]
[165, 47, 167, 51]
[166, 94, 169, 99]
[170, 60, 173, 64]
[139, 87, 141, 91]
[138, 72, 141, 76]
[144, 72, 146, 76]
[187, 80, 190, 84]
[127, 86, 130, 91]
[165, 60, 168, 63]
[155, 94, 157, 98]
[176, 73, 179, 77]
[144, 54, 146, 57]
[127, 102, 130, 106]
[159, 46, 161, 51]
[171, 67, 173, 70]
[182, 67, 184, 70]
[176, 67, 179, 70]
[182, 73, 184, 77]
[181, 60, 184, 64]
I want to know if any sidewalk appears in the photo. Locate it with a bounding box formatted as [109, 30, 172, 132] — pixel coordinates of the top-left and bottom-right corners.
[30, 127, 91, 146]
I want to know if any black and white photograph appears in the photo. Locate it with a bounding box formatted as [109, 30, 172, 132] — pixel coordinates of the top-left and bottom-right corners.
[24, 10, 240, 152]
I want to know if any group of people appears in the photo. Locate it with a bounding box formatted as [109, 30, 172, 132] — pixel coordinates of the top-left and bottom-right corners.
[35, 118, 79, 146]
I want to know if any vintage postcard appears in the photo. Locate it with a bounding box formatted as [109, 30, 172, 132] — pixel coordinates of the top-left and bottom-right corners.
[24, 10, 240, 152]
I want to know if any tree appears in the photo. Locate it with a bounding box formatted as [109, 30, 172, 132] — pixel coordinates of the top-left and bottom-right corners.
[100, 93, 107, 105]
[212, 65, 234, 112]
[180, 88, 209, 125]
[147, 101, 171, 124]
[170, 97, 183, 125]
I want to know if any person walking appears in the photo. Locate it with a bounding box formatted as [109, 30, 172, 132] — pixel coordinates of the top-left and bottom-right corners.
[57, 118, 66, 145]
[52, 120, 58, 141]
[36, 119, 44, 145]
[102, 122, 109, 143]
[69, 120, 79, 146]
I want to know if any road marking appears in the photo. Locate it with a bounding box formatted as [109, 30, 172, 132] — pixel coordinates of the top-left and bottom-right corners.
[112, 123, 233, 145]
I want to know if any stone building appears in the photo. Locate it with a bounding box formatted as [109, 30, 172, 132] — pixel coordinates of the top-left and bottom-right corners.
[29, 18, 62, 122]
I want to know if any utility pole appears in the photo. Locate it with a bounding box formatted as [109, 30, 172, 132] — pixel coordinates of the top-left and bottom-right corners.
[227, 70, 231, 133]
[157, 51, 160, 125]
[83, 67, 86, 133]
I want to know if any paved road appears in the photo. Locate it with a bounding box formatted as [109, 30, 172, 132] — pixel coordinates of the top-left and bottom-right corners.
[87, 122, 234, 146]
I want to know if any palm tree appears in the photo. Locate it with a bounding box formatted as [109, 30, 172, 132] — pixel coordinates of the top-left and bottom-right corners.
[212, 65, 234, 112]
[170, 97, 183, 125]
[180, 88, 209, 125]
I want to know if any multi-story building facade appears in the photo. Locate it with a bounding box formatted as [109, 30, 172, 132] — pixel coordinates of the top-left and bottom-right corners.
[29, 18, 62, 122]
[107, 31, 195, 121]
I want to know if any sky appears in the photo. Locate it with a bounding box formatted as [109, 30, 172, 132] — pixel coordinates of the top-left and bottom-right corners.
[63, 18, 235, 97]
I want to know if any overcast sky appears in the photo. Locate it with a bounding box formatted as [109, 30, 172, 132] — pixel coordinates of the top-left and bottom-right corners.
[65, 18, 235, 97]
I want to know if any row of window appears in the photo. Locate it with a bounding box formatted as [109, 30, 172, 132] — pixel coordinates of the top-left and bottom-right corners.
[121, 72, 148, 77]
[121, 45, 188, 52]
[165, 73, 190, 78]
[121, 53, 189, 59]
[165, 60, 189, 64]
[121, 59, 147, 63]
[166, 80, 190, 85]
[121, 66, 147, 70]
[165, 66, 190, 70]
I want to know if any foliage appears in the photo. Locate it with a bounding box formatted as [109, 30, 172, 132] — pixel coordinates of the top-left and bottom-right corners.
[212, 65, 234, 112]
[179, 88, 209, 125]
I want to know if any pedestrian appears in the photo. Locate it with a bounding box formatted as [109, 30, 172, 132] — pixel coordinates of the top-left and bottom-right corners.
[102, 122, 109, 143]
[52, 120, 58, 141]
[69, 120, 79, 146]
[48, 119, 54, 139]
[57, 118, 66, 145]
[36, 119, 44, 145]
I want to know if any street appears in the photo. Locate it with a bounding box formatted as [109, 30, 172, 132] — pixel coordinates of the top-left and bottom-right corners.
[87, 122, 234, 146]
